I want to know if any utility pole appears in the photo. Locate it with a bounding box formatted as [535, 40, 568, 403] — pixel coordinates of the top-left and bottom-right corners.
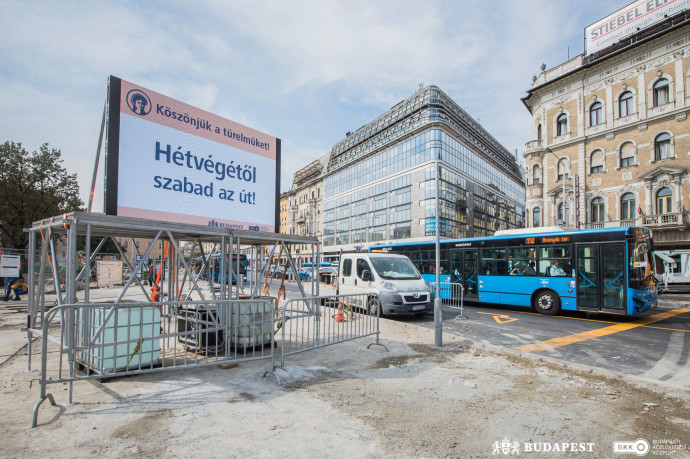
[434, 159, 442, 347]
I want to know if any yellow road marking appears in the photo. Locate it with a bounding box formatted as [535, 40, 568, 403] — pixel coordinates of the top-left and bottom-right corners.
[479, 306, 689, 328]
[477, 311, 519, 324]
[515, 309, 688, 353]
[642, 325, 690, 333]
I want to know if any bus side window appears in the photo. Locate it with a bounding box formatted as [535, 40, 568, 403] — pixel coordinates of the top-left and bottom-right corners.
[539, 261, 551, 275]
[481, 248, 506, 276]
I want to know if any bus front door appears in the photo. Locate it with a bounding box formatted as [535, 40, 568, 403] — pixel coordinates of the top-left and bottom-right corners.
[451, 249, 478, 300]
[577, 244, 625, 311]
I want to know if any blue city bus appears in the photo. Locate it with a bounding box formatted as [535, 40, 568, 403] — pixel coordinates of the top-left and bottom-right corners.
[370, 227, 657, 316]
[209, 253, 248, 284]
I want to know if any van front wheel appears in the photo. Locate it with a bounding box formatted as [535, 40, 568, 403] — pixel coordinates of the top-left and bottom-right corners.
[367, 297, 382, 317]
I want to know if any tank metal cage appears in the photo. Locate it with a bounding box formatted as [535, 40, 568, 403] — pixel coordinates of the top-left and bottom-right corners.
[25, 212, 320, 336]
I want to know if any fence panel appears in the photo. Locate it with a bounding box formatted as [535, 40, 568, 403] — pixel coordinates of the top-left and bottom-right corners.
[31, 293, 387, 426]
[431, 282, 465, 319]
[266, 293, 387, 384]
[32, 298, 279, 426]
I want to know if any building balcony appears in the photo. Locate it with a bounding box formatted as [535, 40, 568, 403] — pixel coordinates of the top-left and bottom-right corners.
[524, 139, 543, 156]
[295, 216, 306, 224]
[641, 212, 688, 230]
[580, 213, 688, 230]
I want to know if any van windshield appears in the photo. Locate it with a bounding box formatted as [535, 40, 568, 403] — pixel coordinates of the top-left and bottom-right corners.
[370, 257, 421, 280]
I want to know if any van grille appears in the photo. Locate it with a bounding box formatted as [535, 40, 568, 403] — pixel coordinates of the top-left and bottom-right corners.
[403, 294, 428, 303]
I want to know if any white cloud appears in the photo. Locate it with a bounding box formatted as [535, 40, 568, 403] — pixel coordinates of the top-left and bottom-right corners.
[0, 0, 634, 208]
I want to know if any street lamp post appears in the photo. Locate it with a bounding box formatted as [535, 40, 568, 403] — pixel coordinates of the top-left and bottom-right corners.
[545, 147, 567, 227]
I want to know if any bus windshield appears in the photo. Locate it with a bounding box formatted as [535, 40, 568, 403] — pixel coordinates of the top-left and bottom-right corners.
[629, 239, 655, 289]
[370, 257, 421, 280]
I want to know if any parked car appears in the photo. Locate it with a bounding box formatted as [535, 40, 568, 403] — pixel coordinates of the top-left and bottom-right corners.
[271, 265, 296, 279]
[318, 267, 338, 284]
[298, 267, 314, 281]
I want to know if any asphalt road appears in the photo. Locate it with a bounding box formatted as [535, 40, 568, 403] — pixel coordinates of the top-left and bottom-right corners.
[262, 280, 690, 390]
[409, 302, 690, 390]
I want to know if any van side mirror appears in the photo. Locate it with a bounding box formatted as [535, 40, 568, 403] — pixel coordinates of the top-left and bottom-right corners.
[362, 270, 373, 281]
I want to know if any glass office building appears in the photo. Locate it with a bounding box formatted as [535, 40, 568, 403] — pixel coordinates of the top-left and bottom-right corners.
[322, 85, 525, 253]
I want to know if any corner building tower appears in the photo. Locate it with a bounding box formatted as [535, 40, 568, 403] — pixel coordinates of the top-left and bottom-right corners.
[522, 9, 690, 250]
[321, 85, 525, 258]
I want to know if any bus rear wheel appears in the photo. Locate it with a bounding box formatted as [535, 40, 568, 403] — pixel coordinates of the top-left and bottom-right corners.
[533, 290, 561, 316]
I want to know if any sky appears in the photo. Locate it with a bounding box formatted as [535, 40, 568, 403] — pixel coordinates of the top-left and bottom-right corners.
[0, 0, 633, 211]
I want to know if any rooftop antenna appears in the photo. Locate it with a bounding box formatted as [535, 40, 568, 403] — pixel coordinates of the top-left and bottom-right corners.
[568, 45, 570, 60]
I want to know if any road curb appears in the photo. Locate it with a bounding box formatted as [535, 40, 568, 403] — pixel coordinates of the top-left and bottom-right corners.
[657, 300, 690, 309]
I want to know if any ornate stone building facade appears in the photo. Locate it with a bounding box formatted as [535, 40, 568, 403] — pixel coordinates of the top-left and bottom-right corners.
[522, 11, 690, 249]
[281, 155, 329, 264]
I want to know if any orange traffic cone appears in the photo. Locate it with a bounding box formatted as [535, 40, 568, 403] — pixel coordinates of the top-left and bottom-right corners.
[334, 302, 345, 322]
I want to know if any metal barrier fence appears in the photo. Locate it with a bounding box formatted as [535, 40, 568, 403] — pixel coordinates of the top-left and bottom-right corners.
[432, 282, 465, 319]
[265, 293, 389, 384]
[31, 293, 387, 427]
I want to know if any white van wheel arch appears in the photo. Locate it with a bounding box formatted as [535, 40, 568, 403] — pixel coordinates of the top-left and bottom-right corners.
[367, 296, 381, 316]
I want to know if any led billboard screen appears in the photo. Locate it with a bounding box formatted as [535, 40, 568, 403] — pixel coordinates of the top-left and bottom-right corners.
[104, 76, 280, 231]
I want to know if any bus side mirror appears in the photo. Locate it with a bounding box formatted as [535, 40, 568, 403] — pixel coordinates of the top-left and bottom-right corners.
[647, 238, 655, 252]
[362, 270, 373, 282]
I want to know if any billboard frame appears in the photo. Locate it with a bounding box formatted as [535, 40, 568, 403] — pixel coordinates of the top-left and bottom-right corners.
[104, 75, 280, 231]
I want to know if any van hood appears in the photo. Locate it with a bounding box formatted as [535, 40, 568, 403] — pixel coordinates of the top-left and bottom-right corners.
[386, 279, 429, 292]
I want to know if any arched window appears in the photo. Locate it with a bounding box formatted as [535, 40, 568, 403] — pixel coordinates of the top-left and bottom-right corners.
[537, 124, 542, 141]
[589, 102, 603, 126]
[621, 193, 635, 220]
[656, 187, 672, 214]
[591, 197, 605, 223]
[590, 150, 605, 174]
[532, 164, 541, 185]
[533, 207, 540, 227]
[557, 159, 569, 181]
[556, 114, 568, 136]
[620, 142, 635, 168]
[653, 79, 669, 107]
[558, 202, 570, 225]
[654, 133, 671, 160]
[619, 91, 633, 117]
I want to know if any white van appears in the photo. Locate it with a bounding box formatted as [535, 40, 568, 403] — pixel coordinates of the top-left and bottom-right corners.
[337, 253, 432, 316]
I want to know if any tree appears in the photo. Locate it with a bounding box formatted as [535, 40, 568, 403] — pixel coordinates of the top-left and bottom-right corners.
[0, 141, 84, 249]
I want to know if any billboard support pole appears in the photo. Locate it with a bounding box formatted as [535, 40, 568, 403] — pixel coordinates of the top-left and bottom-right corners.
[87, 100, 107, 213]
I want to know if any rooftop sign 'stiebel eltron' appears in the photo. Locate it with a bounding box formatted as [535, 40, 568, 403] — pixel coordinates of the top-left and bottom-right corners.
[585, 0, 690, 56]
[104, 76, 280, 231]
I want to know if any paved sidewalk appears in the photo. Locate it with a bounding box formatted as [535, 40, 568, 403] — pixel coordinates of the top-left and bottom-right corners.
[657, 292, 690, 309]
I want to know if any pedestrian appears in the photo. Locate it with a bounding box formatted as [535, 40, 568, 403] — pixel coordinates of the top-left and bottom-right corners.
[4, 277, 28, 301]
[4, 277, 17, 301]
[148, 263, 154, 286]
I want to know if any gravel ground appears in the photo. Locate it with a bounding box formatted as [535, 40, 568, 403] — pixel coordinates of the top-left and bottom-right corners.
[0, 282, 688, 457]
